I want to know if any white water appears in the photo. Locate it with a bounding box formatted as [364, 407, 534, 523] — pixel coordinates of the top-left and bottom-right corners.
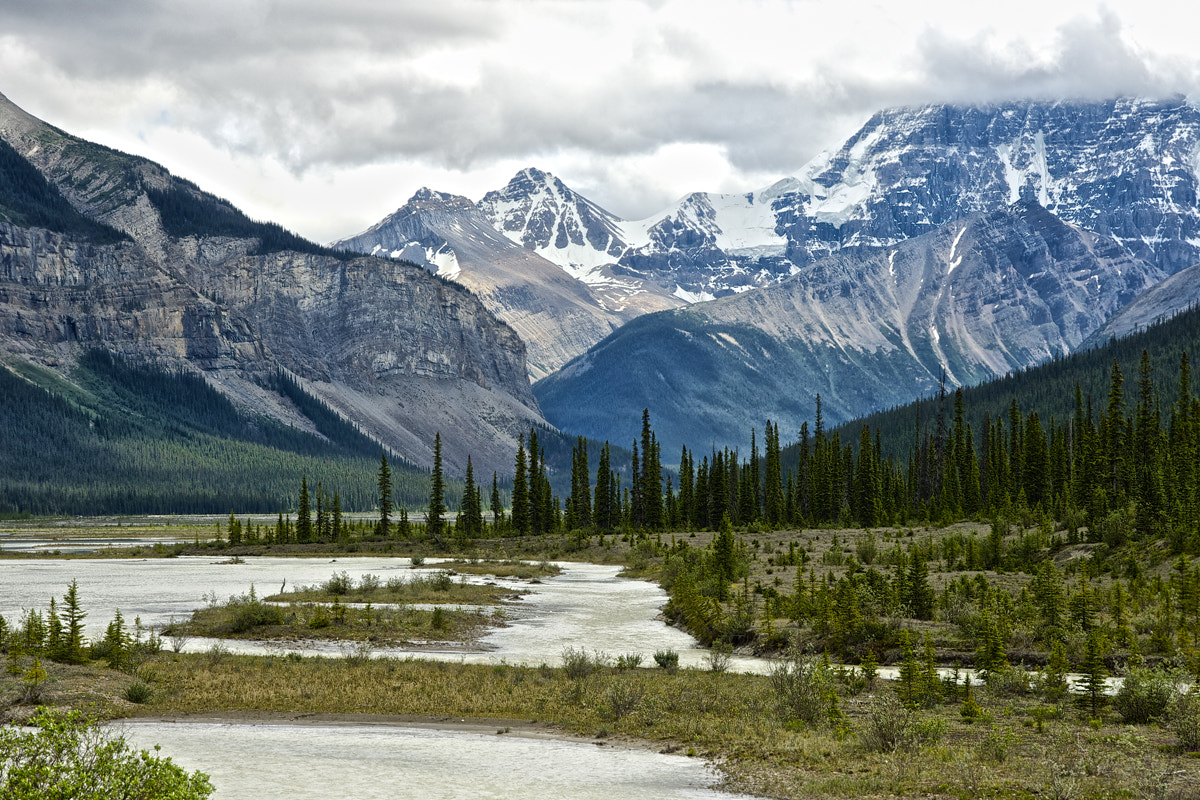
[118, 720, 753, 800]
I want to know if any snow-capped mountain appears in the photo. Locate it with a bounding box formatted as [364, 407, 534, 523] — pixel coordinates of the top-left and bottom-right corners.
[776, 97, 1200, 275]
[332, 188, 682, 380]
[534, 201, 1165, 454]
[481, 97, 1200, 301]
[479, 167, 627, 278]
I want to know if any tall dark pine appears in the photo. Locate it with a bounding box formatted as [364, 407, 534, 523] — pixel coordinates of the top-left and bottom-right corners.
[491, 472, 503, 533]
[593, 442, 616, 531]
[297, 474, 312, 542]
[377, 452, 393, 538]
[569, 436, 591, 530]
[428, 432, 446, 539]
[640, 409, 663, 530]
[512, 434, 530, 535]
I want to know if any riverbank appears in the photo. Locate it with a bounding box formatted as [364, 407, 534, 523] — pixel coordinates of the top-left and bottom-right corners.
[6, 652, 1199, 799]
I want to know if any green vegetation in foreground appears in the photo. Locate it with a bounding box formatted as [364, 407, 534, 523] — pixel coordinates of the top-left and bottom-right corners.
[53, 650, 1200, 799]
[0, 707, 212, 799]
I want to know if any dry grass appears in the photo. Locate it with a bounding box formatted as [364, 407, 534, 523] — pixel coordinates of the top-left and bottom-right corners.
[117, 651, 1200, 800]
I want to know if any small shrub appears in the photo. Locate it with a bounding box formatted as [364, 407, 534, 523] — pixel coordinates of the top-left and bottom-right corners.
[123, 680, 153, 704]
[358, 574, 381, 593]
[430, 607, 446, 631]
[1168, 690, 1200, 751]
[308, 606, 331, 629]
[561, 646, 606, 681]
[860, 693, 944, 753]
[1113, 665, 1180, 724]
[985, 664, 1031, 697]
[653, 649, 679, 673]
[410, 555, 426, 567]
[605, 679, 644, 721]
[227, 600, 285, 634]
[19, 659, 48, 705]
[977, 729, 1016, 764]
[615, 653, 644, 671]
[324, 571, 352, 595]
[769, 654, 836, 727]
[432, 571, 454, 591]
[707, 641, 732, 673]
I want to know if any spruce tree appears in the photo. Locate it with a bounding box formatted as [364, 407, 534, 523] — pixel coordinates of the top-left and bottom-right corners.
[61, 580, 87, 665]
[297, 474, 312, 543]
[377, 453, 392, 539]
[512, 434, 529, 535]
[427, 432, 446, 539]
[491, 472, 503, 533]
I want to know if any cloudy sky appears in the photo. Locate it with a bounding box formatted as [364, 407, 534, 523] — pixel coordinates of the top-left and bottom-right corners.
[2, 0, 1197, 243]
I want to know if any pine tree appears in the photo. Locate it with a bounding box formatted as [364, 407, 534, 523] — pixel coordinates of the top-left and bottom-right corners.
[512, 434, 529, 535]
[427, 432, 446, 540]
[377, 453, 392, 538]
[297, 474, 312, 543]
[491, 472, 503, 533]
[331, 491, 343, 541]
[712, 513, 738, 600]
[60, 580, 87, 665]
[1079, 630, 1108, 720]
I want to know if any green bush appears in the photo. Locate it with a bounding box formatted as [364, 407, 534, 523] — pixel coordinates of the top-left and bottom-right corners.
[227, 600, 285, 634]
[653, 649, 679, 673]
[561, 646, 606, 681]
[1113, 665, 1180, 724]
[123, 680, 153, 704]
[769, 654, 836, 727]
[0, 708, 212, 799]
[324, 571, 353, 595]
[860, 693, 945, 753]
[1168, 690, 1200, 751]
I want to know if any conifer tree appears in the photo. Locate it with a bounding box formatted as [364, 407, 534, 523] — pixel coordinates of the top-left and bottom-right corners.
[512, 434, 529, 535]
[332, 491, 343, 542]
[491, 472, 503, 533]
[427, 432, 446, 539]
[297, 474, 312, 542]
[61, 580, 87, 665]
[1080, 630, 1108, 720]
[377, 453, 392, 538]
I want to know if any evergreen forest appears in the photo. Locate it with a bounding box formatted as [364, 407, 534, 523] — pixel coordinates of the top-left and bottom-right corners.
[0, 352, 433, 515]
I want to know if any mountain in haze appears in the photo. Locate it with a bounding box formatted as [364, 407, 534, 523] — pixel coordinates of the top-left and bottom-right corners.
[333, 176, 683, 380]
[0, 90, 542, 476]
[534, 200, 1163, 455]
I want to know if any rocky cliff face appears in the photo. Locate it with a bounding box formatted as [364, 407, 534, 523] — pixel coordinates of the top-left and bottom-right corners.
[334, 186, 682, 380]
[0, 91, 541, 474]
[534, 202, 1163, 454]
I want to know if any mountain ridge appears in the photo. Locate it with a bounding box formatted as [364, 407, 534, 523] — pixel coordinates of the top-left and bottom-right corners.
[0, 90, 542, 476]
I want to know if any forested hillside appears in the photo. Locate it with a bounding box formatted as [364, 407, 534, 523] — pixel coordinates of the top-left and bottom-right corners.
[0, 353, 432, 516]
[836, 304, 1200, 462]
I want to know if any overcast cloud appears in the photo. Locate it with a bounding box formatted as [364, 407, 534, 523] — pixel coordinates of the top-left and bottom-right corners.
[2, 0, 1197, 241]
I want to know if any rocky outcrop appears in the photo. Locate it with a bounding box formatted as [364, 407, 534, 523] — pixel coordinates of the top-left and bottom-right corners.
[0, 91, 542, 475]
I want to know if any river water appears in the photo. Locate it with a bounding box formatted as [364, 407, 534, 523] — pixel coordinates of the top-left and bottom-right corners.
[118, 720, 752, 800]
[0, 555, 759, 798]
[0, 556, 772, 671]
